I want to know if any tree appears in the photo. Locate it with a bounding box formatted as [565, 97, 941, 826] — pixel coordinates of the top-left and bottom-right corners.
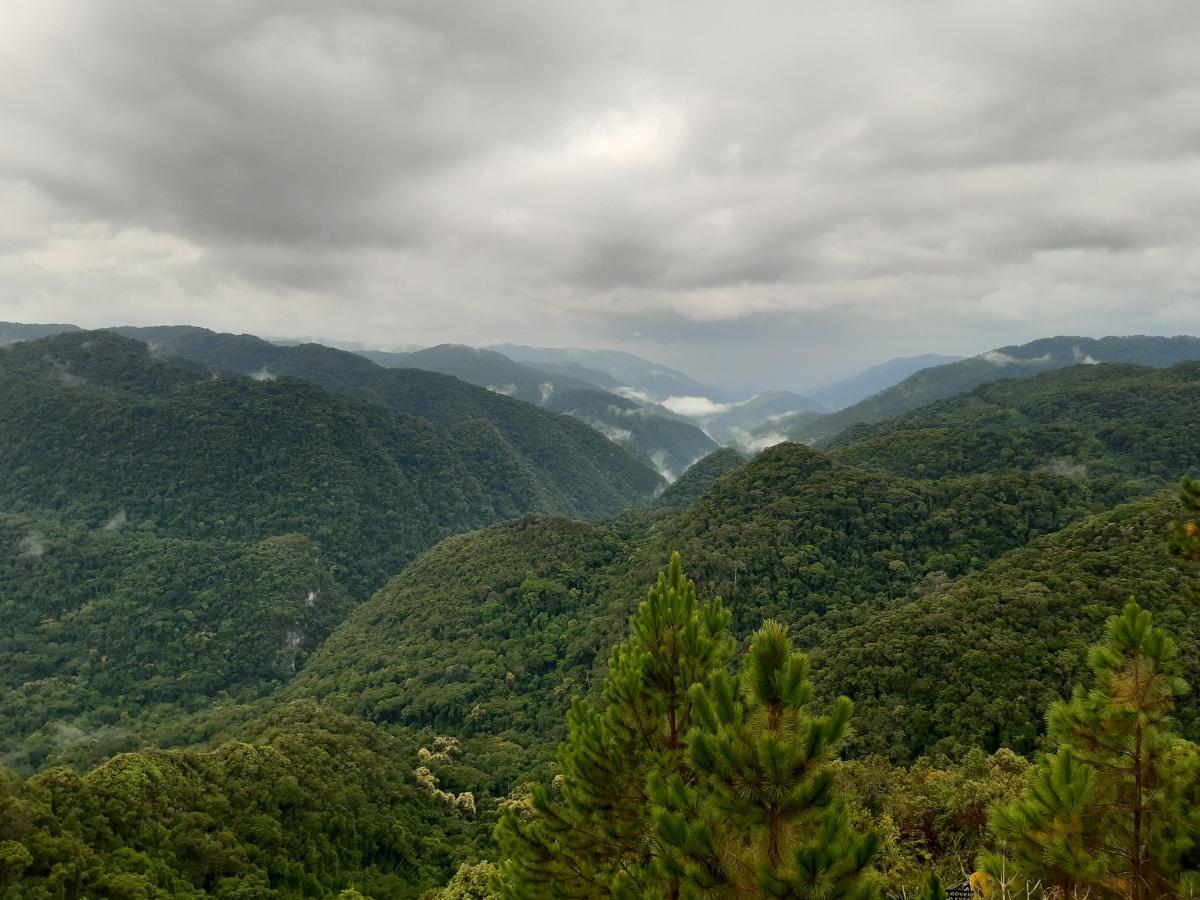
[651, 620, 879, 898]
[980, 601, 1200, 898]
[494, 552, 734, 897]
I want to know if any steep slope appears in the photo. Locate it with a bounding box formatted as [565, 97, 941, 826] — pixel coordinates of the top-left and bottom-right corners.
[114, 325, 665, 513]
[0, 332, 655, 595]
[543, 389, 717, 479]
[0, 514, 353, 771]
[288, 443, 1108, 780]
[785, 334, 1200, 445]
[361, 343, 599, 404]
[653, 447, 746, 508]
[819, 492, 1199, 762]
[361, 342, 717, 477]
[807, 353, 964, 410]
[828, 362, 1200, 489]
[284, 517, 634, 787]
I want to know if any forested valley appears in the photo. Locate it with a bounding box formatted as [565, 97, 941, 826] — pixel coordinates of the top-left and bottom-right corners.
[2, 328, 1199, 898]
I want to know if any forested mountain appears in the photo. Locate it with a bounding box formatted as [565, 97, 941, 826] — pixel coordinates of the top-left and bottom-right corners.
[780, 334, 1200, 445]
[122, 326, 713, 480]
[653, 446, 746, 507]
[819, 491, 1199, 762]
[0, 331, 660, 595]
[807, 353, 963, 410]
[360, 342, 717, 478]
[827, 361, 1200, 487]
[4, 321, 1200, 897]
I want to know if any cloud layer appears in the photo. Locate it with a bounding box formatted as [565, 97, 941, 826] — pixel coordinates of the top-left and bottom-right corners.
[1, 0, 1198, 388]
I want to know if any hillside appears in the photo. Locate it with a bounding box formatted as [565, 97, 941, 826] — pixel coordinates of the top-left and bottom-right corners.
[286, 442, 1111, 781]
[115, 326, 665, 514]
[827, 362, 1200, 489]
[818, 492, 1199, 762]
[0, 331, 659, 594]
[653, 447, 746, 507]
[361, 342, 717, 478]
[783, 334, 1200, 445]
[0, 514, 353, 772]
[807, 353, 963, 410]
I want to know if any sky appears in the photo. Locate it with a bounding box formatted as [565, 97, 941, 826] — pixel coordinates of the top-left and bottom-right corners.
[1, 1, 1198, 392]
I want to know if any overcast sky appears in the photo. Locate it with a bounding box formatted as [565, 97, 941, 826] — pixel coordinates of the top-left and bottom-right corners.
[1, 1, 1198, 390]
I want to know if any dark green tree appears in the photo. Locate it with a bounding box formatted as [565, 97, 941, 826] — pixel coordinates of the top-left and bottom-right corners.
[494, 552, 734, 897]
[651, 620, 879, 898]
[980, 601, 1200, 899]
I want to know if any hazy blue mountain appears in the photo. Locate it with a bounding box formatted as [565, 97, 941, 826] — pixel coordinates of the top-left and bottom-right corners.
[359, 343, 717, 478]
[783, 334, 1200, 445]
[808, 353, 964, 410]
[0, 321, 80, 345]
[489, 343, 729, 402]
[667, 389, 826, 446]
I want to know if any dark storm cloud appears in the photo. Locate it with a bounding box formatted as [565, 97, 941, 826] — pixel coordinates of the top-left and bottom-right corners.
[1, 0, 1198, 387]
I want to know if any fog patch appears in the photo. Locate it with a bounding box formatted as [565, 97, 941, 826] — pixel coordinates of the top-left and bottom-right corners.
[101, 510, 128, 531]
[19, 532, 47, 558]
[1072, 346, 1100, 365]
[592, 422, 633, 445]
[661, 395, 731, 417]
[1046, 458, 1088, 480]
[538, 382, 554, 404]
[980, 350, 1052, 366]
[613, 386, 653, 403]
[250, 367, 276, 381]
[728, 428, 788, 454]
[486, 383, 517, 396]
[649, 449, 676, 483]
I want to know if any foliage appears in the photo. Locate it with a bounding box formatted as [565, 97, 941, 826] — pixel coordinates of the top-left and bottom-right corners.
[0, 702, 483, 898]
[654, 447, 746, 508]
[0, 514, 351, 772]
[820, 493, 1200, 761]
[827, 363, 1200, 492]
[493, 553, 734, 897]
[652, 619, 879, 898]
[980, 603, 1200, 898]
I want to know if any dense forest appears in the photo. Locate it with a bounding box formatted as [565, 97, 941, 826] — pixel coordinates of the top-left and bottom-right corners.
[2, 327, 1199, 897]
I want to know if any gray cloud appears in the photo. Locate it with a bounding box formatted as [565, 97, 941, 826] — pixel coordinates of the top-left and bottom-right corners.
[1, 0, 1198, 390]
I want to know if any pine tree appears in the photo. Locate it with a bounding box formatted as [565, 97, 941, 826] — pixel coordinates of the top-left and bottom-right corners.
[979, 601, 1200, 899]
[651, 620, 879, 898]
[916, 873, 948, 900]
[494, 552, 734, 898]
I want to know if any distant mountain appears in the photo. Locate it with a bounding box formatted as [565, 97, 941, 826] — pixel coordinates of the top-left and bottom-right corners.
[808, 353, 963, 410]
[681, 389, 825, 445]
[783, 335, 1200, 445]
[828, 361, 1200, 490]
[360, 344, 601, 405]
[357, 343, 716, 478]
[0, 321, 79, 345]
[489, 343, 729, 402]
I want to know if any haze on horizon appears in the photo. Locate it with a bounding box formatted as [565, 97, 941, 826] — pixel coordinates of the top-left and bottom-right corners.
[1, 0, 1198, 391]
